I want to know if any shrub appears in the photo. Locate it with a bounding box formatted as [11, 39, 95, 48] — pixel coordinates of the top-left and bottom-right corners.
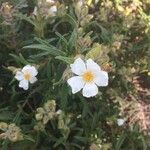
[0, 0, 149, 149]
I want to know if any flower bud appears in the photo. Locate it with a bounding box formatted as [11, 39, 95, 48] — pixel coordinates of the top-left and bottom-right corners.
[34, 122, 45, 131]
[44, 100, 56, 112]
[35, 113, 43, 121]
[43, 115, 49, 124]
[37, 107, 45, 114]
[0, 122, 8, 131]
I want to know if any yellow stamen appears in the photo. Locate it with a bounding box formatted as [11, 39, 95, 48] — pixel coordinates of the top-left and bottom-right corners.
[24, 73, 30, 80]
[82, 71, 94, 82]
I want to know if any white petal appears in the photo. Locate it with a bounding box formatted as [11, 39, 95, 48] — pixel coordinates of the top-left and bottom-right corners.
[19, 80, 29, 90]
[117, 119, 125, 126]
[86, 59, 101, 72]
[22, 65, 38, 76]
[67, 76, 85, 94]
[22, 65, 31, 71]
[46, 0, 54, 3]
[82, 83, 98, 98]
[56, 110, 62, 115]
[48, 6, 57, 16]
[94, 71, 108, 86]
[33, 7, 37, 16]
[15, 71, 23, 81]
[29, 77, 37, 84]
[70, 58, 86, 75]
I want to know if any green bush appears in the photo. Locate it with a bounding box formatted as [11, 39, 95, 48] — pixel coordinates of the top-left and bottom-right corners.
[0, 0, 149, 149]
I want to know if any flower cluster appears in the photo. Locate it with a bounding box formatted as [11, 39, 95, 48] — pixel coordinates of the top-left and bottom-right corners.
[35, 100, 56, 124]
[33, 0, 57, 18]
[0, 2, 13, 25]
[34, 100, 62, 130]
[58, 112, 71, 138]
[0, 122, 23, 142]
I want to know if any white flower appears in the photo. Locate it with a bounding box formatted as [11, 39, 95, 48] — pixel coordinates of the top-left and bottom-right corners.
[117, 119, 125, 126]
[67, 58, 108, 98]
[46, 0, 55, 3]
[15, 65, 38, 90]
[48, 6, 57, 16]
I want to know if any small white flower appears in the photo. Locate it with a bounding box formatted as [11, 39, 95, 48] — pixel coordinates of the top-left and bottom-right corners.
[46, 0, 55, 3]
[117, 119, 125, 126]
[15, 65, 38, 90]
[48, 6, 57, 16]
[67, 58, 108, 98]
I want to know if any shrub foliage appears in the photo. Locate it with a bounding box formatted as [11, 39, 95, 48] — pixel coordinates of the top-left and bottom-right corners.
[0, 0, 150, 149]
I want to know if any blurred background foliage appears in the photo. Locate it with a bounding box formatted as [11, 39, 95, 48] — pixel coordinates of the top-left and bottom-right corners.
[0, 0, 150, 149]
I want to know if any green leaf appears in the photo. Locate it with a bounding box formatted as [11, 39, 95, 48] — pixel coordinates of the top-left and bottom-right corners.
[55, 32, 68, 46]
[23, 44, 66, 56]
[10, 53, 29, 65]
[14, 13, 36, 27]
[115, 132, 127, 150]
[86, 43, 109, 65]
[86, 43, 102, 60]
[23, 135, 35, 143]
[64, 14, 77, 28]
[30, 51, 50, 59]
[88, 21, 111, 43]
[59, 84, 69, 110]
[0, 111, 14, 121]
[34, 37, 53, 46]
[68, 29, 78, 51]
[55, 56, 73, 64]
[74, 136, 87, 143]
[53, 137, 65, 148]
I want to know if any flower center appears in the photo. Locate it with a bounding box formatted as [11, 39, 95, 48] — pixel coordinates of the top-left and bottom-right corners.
[82, 71, 94, 82]
[24, 73, 31, 80]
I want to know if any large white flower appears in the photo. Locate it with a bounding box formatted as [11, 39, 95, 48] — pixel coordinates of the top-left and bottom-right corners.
[67, 58, 108, 98]
[15, 65, 38, 90]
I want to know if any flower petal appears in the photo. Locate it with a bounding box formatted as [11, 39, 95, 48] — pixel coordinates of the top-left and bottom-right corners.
[94, 71, 108, 86]
[22, 65, 38, 76]
[15, 71, 23, 81]
[46, 0, 55, 3]
[86, 59, 101, 72]
[29, 77, 37, 84]
[48, 6, 57, 16]
[19, 80, 29, 90]
[22, 65, 31, 72]
[82, 83, 98, 98]
[70, 58, 86, 75]
[117, 119, 125, 126]
[67, 76, 85, 94]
